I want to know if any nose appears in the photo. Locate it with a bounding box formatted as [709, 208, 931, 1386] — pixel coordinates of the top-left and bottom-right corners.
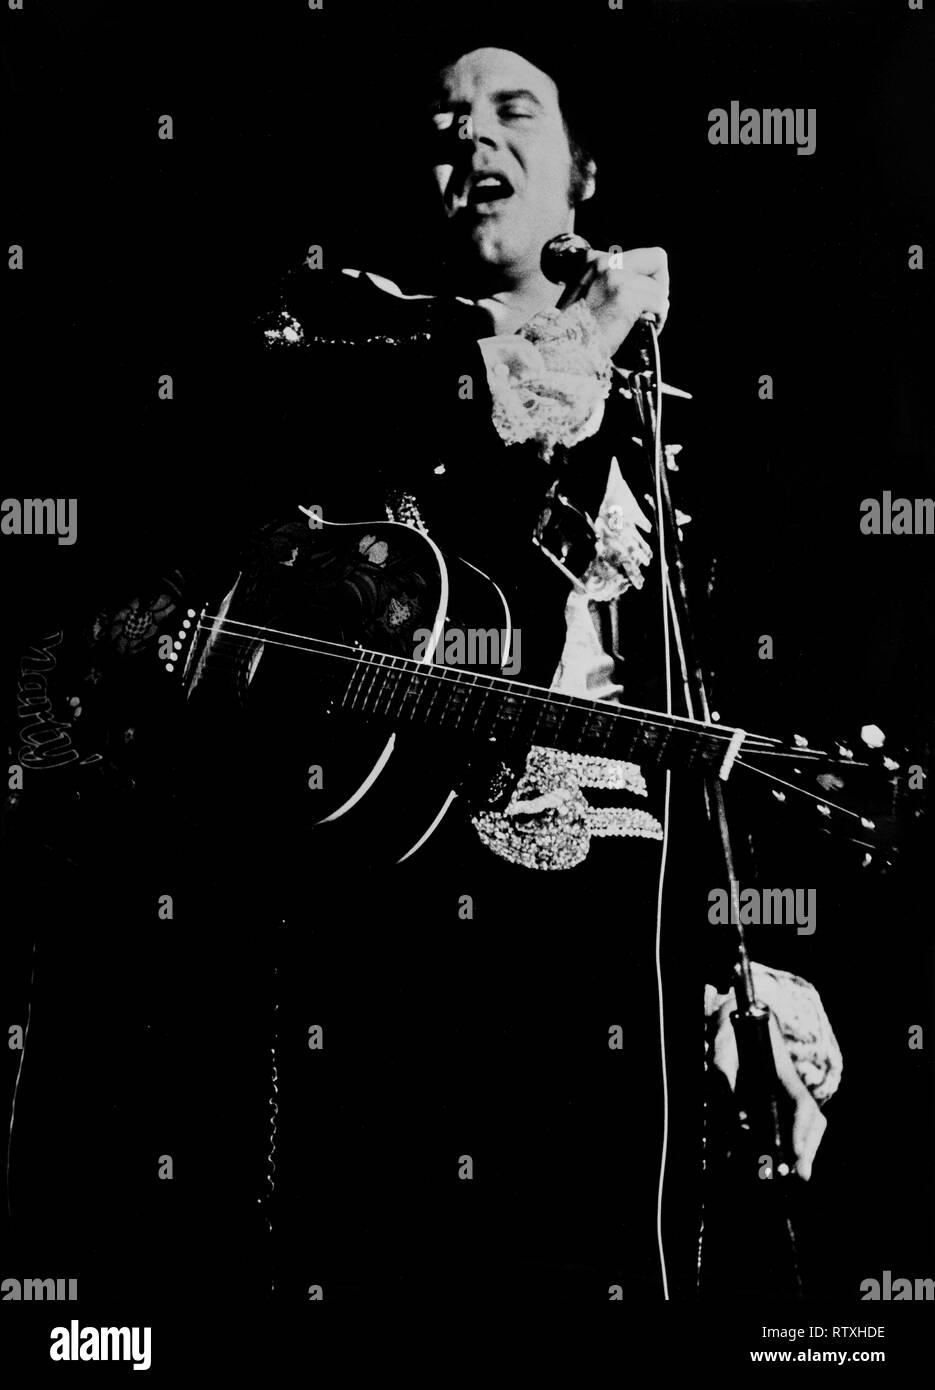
[465, 104, 501, 153]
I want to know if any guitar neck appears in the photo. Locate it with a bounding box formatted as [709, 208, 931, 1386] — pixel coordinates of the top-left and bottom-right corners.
[337, 647, 733, 774]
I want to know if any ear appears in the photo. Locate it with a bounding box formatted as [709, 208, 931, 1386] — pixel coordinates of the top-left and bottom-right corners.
[579, 157, 597, 204]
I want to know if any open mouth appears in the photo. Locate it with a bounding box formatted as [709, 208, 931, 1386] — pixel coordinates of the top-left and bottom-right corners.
[450, 172, 515, 215]
[468, 174, 514, 207]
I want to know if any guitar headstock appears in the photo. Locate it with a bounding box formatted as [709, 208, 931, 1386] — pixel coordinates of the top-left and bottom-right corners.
[737, 722, 926, 872]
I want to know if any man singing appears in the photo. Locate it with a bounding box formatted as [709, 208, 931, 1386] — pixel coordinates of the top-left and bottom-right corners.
[253, 40, 842, 1301]
[6, 38, 842, 1307]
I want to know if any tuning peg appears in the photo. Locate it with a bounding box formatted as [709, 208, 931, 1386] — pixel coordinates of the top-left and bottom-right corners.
[816, 804, 831, 817]
[793, 734, 808, 748]
[860, 724, 886, 748]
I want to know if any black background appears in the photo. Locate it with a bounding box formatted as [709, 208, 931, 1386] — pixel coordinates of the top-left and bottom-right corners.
[3, 0, 934, 1372]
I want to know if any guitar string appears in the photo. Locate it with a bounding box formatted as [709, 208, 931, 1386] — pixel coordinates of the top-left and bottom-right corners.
[194, 623, 871, 776]
[191, 616, 830, 759]
[197, 608, 772, 739]
[196, 615, 757, 743]
[184, 623, 879, 834]
[193, 626, 853, 774]
[733, 757, 878, 826]
[198, 625, 816, 767]
[198, 613, 865, 771]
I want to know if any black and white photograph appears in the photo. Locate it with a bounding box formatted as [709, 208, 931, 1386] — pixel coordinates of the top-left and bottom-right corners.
[2, 0, 933, 1374]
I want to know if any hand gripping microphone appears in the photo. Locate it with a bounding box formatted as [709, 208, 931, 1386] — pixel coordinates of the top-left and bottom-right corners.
[541, 233, 663, 331]
[542, 234, 689, 398]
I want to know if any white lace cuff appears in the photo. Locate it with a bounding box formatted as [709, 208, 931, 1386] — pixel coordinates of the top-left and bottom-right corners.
[479, 301, 614, 462]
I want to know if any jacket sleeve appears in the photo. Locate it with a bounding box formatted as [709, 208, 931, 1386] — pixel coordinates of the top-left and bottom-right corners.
[4, 543, 239, 879]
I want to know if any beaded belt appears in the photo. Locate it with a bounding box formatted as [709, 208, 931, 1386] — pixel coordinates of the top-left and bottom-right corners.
[472, 745, 663, 872]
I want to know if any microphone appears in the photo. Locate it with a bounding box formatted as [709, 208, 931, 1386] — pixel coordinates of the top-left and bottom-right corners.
[540, 232, 593, 290]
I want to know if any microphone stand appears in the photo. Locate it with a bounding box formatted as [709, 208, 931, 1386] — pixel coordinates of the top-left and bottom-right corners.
[622, 328, 804, 1297]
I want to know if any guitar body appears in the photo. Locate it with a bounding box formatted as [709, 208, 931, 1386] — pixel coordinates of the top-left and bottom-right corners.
[177, 515, 519, 869]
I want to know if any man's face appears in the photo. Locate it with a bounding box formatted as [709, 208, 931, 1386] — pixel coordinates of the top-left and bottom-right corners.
[430, 48, 579, 282]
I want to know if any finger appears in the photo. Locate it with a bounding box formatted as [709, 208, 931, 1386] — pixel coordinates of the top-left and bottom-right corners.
[635, 274, 670, 318]
[640, 302, 670, 334]
[711, 1005, 739, 1088]
[589, 258, 670, 308]
[602, 246, 669, 285]
[792, 1102, 827, 1182]
[615, 272, 669, 330]
[766, 1012, 827, 1180]
[575, 262, 669, 322]
[556, 258, 601, 309]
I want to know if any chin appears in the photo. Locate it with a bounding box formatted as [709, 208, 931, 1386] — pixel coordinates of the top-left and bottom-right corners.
[470, 228, 521, 267]
[446, 225, 525, 282]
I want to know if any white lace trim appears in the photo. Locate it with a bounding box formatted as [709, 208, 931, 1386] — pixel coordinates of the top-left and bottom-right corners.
[481, 301, 613, 462]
